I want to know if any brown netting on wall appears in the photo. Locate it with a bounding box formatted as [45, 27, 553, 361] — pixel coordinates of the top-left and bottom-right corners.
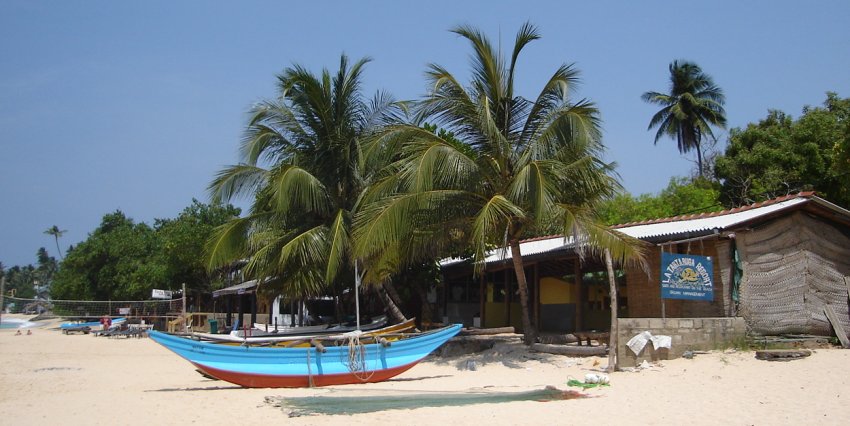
[738, 212, 850, 336]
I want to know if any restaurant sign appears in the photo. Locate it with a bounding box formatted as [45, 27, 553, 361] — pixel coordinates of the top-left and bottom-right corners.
[660, 253, 714, 301]
[151, 289, 173, 299]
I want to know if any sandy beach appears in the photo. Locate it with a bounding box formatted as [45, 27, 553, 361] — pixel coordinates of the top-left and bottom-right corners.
[1, 315, 848, 426]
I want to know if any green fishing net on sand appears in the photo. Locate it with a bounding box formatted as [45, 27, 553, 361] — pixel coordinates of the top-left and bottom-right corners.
[270, 386, 588, 416]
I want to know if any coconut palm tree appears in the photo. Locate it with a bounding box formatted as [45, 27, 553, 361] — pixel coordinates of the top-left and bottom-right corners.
[44, 225, 67, 260]
[207, 55, 403, 318]
[642, 60, 726, 176]
[355, 23, 644, 344]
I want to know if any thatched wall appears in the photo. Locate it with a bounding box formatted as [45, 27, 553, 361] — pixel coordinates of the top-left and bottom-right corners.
[738, 212, 850, 335]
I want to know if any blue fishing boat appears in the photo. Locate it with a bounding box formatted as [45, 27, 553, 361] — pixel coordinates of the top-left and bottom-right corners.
[148, 324, 461, 388]
[60, 317, 126, 331]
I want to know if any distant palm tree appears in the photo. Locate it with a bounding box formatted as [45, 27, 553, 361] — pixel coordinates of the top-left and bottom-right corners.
[44, 225, 67, 260]
[642, 60, 726, 176]
[356, 23, 644, 344]
[207, 55, 402, 317]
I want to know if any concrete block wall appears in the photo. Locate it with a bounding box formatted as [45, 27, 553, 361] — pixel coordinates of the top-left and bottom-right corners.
[616, 317, 746, 367]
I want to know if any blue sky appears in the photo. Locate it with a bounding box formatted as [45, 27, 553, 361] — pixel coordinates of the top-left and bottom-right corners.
[1, 1, 848, 267]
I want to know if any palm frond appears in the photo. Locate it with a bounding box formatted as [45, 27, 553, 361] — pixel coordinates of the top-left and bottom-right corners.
[399, 129, 480, 192]
[506, 160, 557, 224]
[451, 24, 505, 106]
[323, 209, 350, 285]
[555, 203, 645, 265]
[208, 164, 269, 203]
[205, 215, 258, 270]
[522, 63, 582, 144]
[521, 99, 603, 166]
[419, 64, 479, 138]
[470, 195, 525, 261]
[507, 21, 541, 100]
[353, 189, 475, 261]
[640, 91, 672, 105]
[267, 165, 331, 216]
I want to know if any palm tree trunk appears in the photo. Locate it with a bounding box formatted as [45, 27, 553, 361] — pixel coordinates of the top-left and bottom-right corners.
[696, 142, 704, 178]
[604, 249, 619, 372]
[383, 280, 405, 312]
[53, 236, 64, 260]
[509, 241, 536, 345]
[373, 283, 408, 323]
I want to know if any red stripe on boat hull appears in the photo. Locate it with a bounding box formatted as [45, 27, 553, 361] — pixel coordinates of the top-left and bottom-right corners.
[192, 360, 422, 388]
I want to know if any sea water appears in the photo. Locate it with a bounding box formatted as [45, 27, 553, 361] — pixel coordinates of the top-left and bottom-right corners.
[0, 318, 39, 329]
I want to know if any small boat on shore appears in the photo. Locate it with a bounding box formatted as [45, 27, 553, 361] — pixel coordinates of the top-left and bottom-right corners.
[60, 317, 126, 331]
[192, 318, 415, 345]
[237, 315, 388, 338]
[148, 323, 461, 388]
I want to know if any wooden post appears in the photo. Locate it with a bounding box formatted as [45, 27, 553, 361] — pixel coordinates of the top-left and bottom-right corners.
[250, 292, 257, 326]
[225, 296, 232, 330]
[660, 246, 666, 320]
[534, 263, 540, 331]
[355, 261, 361, 330]
[503, 269, 510, 327]
[309, 339, 327, 353]
[574, 260, 583, 332]
[1, 275, 5, 327]
[479, 273, 485, 328]
[182, 283, 187, 333]
[824, 305, 850, 348]
[605, 250, 619, 372]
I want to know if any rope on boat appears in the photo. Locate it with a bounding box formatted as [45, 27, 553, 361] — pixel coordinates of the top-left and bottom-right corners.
[306, 347, 314, 388]
[343, 330, 375, 382]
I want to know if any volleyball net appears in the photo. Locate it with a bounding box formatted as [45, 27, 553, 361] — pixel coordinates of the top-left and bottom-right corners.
[1, 296, 181, 319]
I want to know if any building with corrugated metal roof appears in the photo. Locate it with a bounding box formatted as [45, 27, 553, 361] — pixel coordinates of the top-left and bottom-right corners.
[439, 192, 850, 342]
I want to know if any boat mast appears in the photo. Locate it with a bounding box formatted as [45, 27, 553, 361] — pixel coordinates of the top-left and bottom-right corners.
[354, 261, 361, 330]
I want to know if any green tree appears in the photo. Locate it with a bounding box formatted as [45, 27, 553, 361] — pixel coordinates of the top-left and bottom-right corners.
[642, 60, 726, 176]
[834, 113, 850, 177]
[3, 264, 38, 299]
[154, 200, 240, 294]
[598, 177, 722, 225]
[51, 211, 166, 300]
[356, 23, 644, 344]
[0, 249, 57, 301]
[207, 55, 400, 313]
[43, 225, 67, 260]
[34, 247, 58, 297]
[714, 93, 849, 207]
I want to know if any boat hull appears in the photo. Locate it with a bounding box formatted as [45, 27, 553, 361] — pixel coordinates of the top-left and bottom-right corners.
[193, 359, 420, 388]
[149, 324, 460, 388]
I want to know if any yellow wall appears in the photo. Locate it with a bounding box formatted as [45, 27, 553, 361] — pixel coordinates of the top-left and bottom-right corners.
[540, 277, 576, 304]
[484, 302, 506, 326]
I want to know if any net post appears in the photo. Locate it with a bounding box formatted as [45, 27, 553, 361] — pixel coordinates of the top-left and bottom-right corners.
[1, 275, 5, 327]
[182, 283, 187, 333]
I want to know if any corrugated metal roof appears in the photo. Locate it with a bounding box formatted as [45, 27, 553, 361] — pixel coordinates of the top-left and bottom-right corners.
[212, 279, 260, 297]
[440, 235, 577, 267]
[615, 197, 809, 240]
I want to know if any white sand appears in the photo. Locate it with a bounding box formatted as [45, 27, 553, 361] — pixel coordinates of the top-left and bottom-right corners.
[1, 315, 848, 425]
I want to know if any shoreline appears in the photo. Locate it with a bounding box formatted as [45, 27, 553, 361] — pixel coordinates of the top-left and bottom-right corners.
[1, 316, 848, 425]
